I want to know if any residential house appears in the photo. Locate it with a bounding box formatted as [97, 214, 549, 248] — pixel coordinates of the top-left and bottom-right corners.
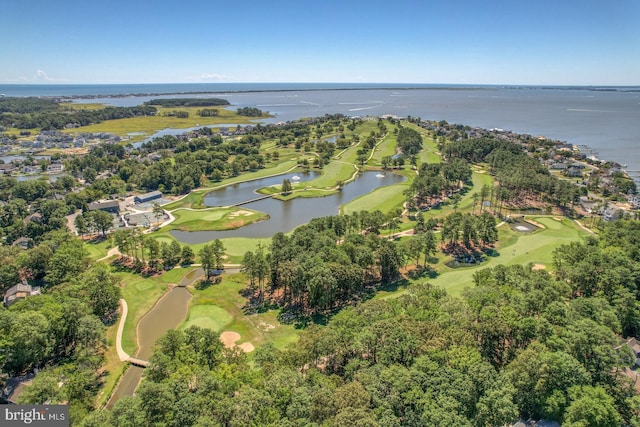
[550, 162, 568, 171]
[3, 282, 41, 307]
[21, 165, 39, 174]
[626, 338, 640, 367]
[11, 237, 32, 250]
[579, 197, 599, 214]
[24, 212, 43, 225]
[0, 163, 16, 175]
[603, 207, 625, 222]
[47, 163, 64, 174]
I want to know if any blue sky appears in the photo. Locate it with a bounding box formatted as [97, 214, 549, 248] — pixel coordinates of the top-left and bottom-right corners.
[1, 0, 638, 85]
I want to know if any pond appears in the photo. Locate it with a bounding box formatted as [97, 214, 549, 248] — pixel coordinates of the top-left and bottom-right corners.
[106, 279, 195, 408]
[204, 171, 321, 207]
[171, 171, 406, 243]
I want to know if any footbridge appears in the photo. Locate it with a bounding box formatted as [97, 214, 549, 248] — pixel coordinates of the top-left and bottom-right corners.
[128, 358, 150, 368]
[231, 194, 274, 206]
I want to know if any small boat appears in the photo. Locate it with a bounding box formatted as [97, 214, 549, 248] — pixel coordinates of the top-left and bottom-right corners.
[376, 173, 385, 178]
[291, 175, 300, 180]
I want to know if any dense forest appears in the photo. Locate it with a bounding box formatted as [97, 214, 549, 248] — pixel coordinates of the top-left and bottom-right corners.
[0, 233, 121, 421]
[0, 97, 157, 130]
[236, 107, 265, 117]
[442, 137, 585, 210]
[143, 98, 230, 107]
[75, 221, 640, 427]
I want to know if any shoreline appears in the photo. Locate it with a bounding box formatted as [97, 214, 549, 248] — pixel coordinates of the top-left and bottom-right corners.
[2, 84, 639, 101]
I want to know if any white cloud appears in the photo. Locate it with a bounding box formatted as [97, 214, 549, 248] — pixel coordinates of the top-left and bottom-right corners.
[200, 73, 227, 80]
[185, 72, 230, 82]
[35, 69, 51, 80]
[9, 69, 68, 83]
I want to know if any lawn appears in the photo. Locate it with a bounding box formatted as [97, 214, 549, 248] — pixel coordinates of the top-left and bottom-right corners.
[61, 106, 266, 144]
[369, 129, 399, 165]
[183, 273, 299, 351]
[146, 231, 270, 265]
[83, 238, 113, 261]
[182, 305, 233, 331]
[343, 179, 411, 214]
[377, 216, 588, 300]
[116, 268, 187, 355]
[167, 207, 268, 232]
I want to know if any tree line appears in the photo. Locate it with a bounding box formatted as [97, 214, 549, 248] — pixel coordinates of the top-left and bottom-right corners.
[0, 101, 157, 130]
[442, 137, 585, 210]
[144, 98, 230, 107]
[79, 221, 640, 427]
[241, 212, 404, 315]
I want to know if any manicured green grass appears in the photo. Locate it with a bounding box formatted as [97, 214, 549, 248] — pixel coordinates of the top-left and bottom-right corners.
[403, 123, 440, 165]
[183, 273, 299, 350]
[62, 107, 267, 144]
[343, 181, 411, 214]
[167, 207, 268, 232]
[83, 239, 112, 261]
[182, 305, 233, 331]
[377, 216, 588, 300]
[369, 130, 398, 165]
[117, 268, 187, 355]
[146, 231, 270, 264]
[305, 161, 359, 188]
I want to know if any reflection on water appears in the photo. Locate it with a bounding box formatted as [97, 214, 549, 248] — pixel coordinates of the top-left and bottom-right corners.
[172, 171, 405, 243]
[204, 171, 320, 206]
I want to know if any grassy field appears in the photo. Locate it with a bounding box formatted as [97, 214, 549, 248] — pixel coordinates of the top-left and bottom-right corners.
[182, 273, 299, 350]
[61, 106, 265, 144]
[117, 268, 187, 355]
[83, 238, 113, 261]
[377, 216, 588, 300]
[369, 128, 399, 165]
[406, 123, 441, 165]
[105, 117, 591, 371]
[167, 207, 268, 232]
[342, 169, 414, 215]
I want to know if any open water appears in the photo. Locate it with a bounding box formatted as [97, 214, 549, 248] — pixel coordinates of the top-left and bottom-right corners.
[1, 83, 638, 171]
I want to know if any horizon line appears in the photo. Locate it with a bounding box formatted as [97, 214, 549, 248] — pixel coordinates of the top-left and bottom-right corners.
[1, 82, 639, 88]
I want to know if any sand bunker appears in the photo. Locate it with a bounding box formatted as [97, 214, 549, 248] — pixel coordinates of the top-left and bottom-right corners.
[532, 264, 546, 270]
[220, 331, 255, 353]
[228, 210, 253, 219]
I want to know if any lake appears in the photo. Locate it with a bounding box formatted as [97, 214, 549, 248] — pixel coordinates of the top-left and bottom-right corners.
[171, 170, 405, 243]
